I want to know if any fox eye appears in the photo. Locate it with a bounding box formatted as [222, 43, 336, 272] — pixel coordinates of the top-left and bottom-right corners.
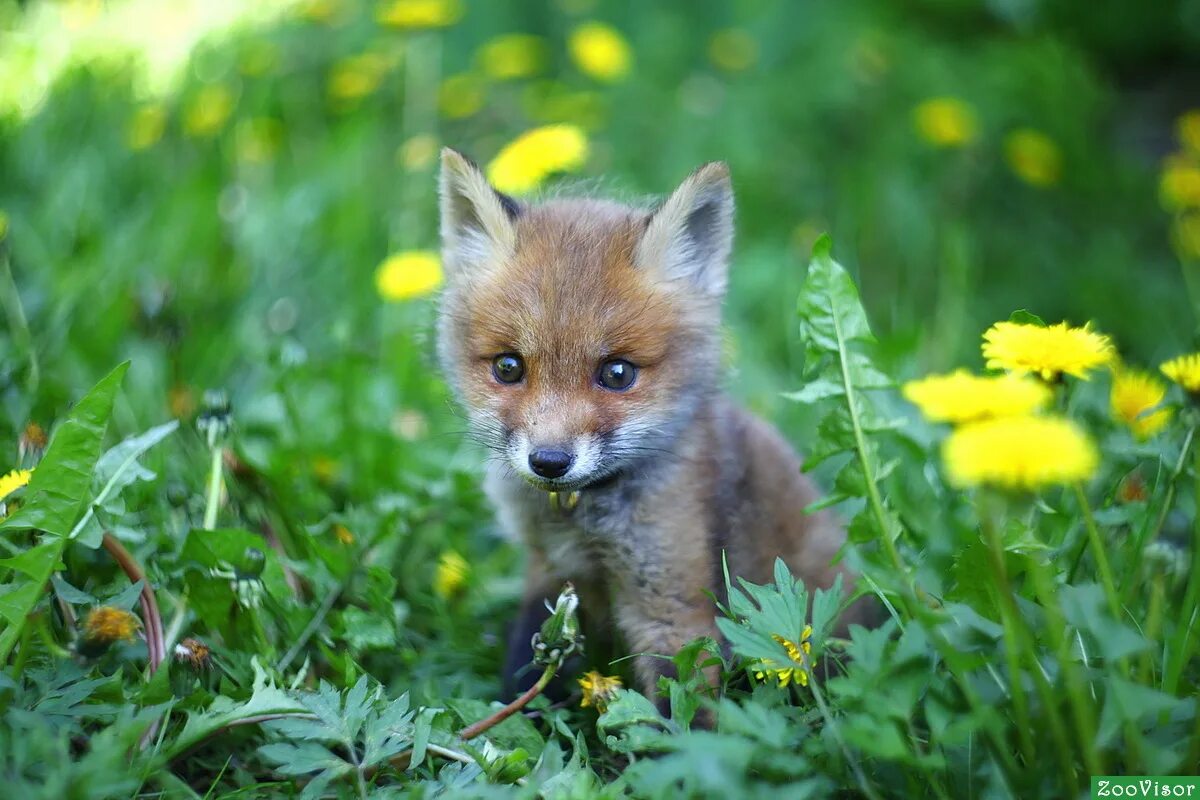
[597, 359, 637, 391]
[491, 354, 525, 384]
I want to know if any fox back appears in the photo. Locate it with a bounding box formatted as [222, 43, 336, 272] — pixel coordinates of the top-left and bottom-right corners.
[436, 149, 860, 713]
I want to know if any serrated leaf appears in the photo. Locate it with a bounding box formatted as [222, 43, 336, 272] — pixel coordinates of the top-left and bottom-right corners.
[783, 378, 844, 404]
[0, 362, 129, 537]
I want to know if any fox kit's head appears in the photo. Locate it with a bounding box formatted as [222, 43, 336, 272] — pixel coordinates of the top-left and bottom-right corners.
[436, 149, 734, 491]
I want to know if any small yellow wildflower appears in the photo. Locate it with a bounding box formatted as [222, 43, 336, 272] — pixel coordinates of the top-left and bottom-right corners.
[1161, 352, 1200, 393]
[1004, 129, 1062, 188]
[1173, 213, 1200, 261]
[578, 671, 622, 712]
[478, 34, 546, 80]
[568, 22, 632, 82]
[333, 524, 355, 545]
[487, 124, 589, 195]
[376, 0, 462, 28]
[1110, 368, 1172, 439]
[982, 320, 1114, 381]
[438, 73, 484, 119]
[183, 85, 234, 138]
[708, 29, 758, 72]
[1159, 156, 1200, 211]
[127, 104, 167, 151]
[398, 134, 438, 171]
[328, 53, 389, 102]
[375, 250, 443, 301]
[902, 370, 1051, 424]
[78, 606, 140, 657]
[942, 415, 1098, 490]
[235, 118, 283, 164]
[913, 97, 977, 148]
[754, 628, 814, 688]
[433, 549, 469, 598]
[0, 469, 32, 500]
[1178, 110, 1200, 155]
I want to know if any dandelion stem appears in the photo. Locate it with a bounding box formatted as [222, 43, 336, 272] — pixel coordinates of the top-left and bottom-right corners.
[202, 444, 223, 530]
[1163, 443, 1200, 696]
[1073, 483, 1121, 621]
[459, 663, 557, 740]
[1123, 426, 1195, 600]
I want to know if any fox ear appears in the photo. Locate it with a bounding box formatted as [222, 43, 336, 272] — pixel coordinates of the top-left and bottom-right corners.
[636, 162, 734, 296]
[439, 148, 521, 276]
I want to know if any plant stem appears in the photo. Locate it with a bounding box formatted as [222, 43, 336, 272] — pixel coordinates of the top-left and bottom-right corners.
[802, 648, 883, 800]
[1163, 442, 1200, 696]
[459, 663, 556, 740]
[1123, 427, 1195, 599]
[203, 445, 223, 530]
[1073, 483, 1121, 621]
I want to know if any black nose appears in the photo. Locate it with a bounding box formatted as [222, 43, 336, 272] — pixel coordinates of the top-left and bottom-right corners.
[529, 449, 573, 479]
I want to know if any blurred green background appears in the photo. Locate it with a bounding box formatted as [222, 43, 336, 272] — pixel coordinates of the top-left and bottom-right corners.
[2, 0, 1200, 694]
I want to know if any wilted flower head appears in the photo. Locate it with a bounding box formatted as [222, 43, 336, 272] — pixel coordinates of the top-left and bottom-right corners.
[19, 422, 47, 462]
[578, 671, 622, 713]
[173, 637, 213, 671]
[375, 250, 443, 301]
[487, 124, 589, 195]
[982, 320, 1114, 381]
[942, 414, 1098, 490]
[754, 627, 814, 688]
[568, 22, 632, 82]
[78, 606, 139, 657]
[1160, 353, 1200, 394]
[902, 370, 1050, 424]
[1110, 368, 1172, 439]
[197, 389, 232, 447]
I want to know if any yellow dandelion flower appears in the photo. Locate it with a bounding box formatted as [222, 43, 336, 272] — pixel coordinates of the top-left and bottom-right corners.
[708, 28, 758, 72]
[1110, 368, 1172, 439]
[375, 250, 443, 301]
[902, 370, 1051, 424]
[942, 415, 1098, 490]
[127, 104, 167, 151]
[754, 627, 814, 688]
[568, 22, 632, 82]
[438, 73, 484, 119]
[328, 53, 389, 102]
[578, 670, 622, 712]
[1172, 212, 1200, 261]
[487, 124, 589, 195]
[0, 469, 32, 500]
[1161, 352, 1200, 393]
[1178, 110, 1200, 155]
[433, 549, 469, 598]
[333, 524, 355, 545]
[1004, 128, 1062, 188]
[1159, 156, 1200, 211]
[478, 34, 546, 80]
[376, 0, 462, 28]
[183, 85, 234, 138]
[982, 320, 1115, 381]
[913, 97, 977, 148]
[78, 606, 139, 656]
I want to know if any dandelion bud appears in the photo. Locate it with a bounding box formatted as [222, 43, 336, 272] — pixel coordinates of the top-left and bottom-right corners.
[77, 606, 139, 658]
[482, 746, 532, 784]
[18, 422, 47, 463]
[531, 583, 583, 667]
[197, 390, 232, 447]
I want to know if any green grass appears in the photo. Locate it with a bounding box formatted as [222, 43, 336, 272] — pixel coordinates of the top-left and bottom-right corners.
[2, 0, 1200, 796]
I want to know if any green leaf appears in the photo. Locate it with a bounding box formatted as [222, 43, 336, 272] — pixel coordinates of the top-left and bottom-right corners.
[1008, 309, 1046, 326]
[0, 364, 128, 661]
[0, 362, 129, 537]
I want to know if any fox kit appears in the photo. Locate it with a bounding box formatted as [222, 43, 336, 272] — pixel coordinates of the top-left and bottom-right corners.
[436, 149, 859, 710]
